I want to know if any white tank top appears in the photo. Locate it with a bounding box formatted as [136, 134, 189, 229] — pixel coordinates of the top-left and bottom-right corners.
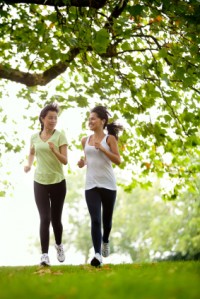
[84, 135, 116, 190]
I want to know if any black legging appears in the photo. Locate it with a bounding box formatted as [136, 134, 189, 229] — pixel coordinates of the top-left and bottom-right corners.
[34, 180, 66, 253]
[85, 187, 116, 254]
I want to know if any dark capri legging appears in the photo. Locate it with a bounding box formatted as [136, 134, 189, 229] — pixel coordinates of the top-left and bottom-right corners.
[34, 180, 66, 253]
[85, 187, 116, 254]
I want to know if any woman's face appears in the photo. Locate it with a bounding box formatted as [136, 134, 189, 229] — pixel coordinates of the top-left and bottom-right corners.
[42, 110, 58, 131]
[89, 112, 103, 131]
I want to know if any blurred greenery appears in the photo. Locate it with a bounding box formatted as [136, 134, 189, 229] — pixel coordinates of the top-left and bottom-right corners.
[61, 171, 200, 263]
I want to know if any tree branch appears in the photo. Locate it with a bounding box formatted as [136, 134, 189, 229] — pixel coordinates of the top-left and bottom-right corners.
[190, 86, 200, 95]
[3, 0, 107, 9]
[117, 48, 159, 55]
[105, 0, 128, 29]
[0, 48, 80, 86]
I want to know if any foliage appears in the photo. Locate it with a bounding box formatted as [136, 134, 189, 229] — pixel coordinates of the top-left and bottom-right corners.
[113, 178, 200, 262]
[0, 262, 199, 299]
[0, 0, 200, 198]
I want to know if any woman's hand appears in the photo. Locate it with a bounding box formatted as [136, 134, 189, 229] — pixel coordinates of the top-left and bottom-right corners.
[24, 145, 35, 173]
[94, 141, 102, 150]
[24, 165, 31, 173]
[48, 142, 68, 165]
[77, 157, 85, 168]
[48, 142, 55, 152]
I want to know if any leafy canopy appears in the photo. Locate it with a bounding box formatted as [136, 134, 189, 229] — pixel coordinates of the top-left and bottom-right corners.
[0, 0, 200, 199]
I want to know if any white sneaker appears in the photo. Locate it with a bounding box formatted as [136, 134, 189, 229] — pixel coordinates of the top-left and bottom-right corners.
[91, 253, 102, 267]
[102, 242, 110, 257]
[55, 244, 65, 262]
[40, 253, 50, 266]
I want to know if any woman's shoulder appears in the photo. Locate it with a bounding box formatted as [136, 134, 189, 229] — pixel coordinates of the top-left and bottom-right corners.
[106, 134, 117, 144]
[81, 135, 89, 147]
[55, 129, 64, 136]
[53, 129, 67, 139]
[81, 136, 88, 141]
[106, 134, 114, 140]
[55, 130, 68, 145]
[31, 132, 39, 140]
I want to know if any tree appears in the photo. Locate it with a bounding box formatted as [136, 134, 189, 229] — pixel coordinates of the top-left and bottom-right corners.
[1, 0, 200, 198]
[113, 179, 200, 262]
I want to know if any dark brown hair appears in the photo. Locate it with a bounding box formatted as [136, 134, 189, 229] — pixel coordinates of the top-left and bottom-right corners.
[39, 103, 59, 132]
[91, 105, 123, 140]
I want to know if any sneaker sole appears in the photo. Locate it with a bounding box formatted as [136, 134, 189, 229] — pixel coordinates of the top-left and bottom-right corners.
[102, 249, 110, 257]
[91, 257, 102, 267]
[40, 262, 50, 267]
[58, 258, 65, 263]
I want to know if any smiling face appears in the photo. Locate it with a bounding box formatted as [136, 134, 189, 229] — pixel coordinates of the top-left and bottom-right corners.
[41, 110, 58, 131]
[88, 112, 104, 131]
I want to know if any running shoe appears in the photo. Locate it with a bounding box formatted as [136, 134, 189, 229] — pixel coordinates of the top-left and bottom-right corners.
[102, 242, 110, 257]
[55, 244, 65, 262]
[90, 253, 102, 267]
[40, 253, 50, 266]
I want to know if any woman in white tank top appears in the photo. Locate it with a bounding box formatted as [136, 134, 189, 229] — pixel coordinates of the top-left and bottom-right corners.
[78, 106, 123, 267]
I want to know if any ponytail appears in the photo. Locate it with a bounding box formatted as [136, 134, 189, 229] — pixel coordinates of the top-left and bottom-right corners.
[106, 122, 123, 140]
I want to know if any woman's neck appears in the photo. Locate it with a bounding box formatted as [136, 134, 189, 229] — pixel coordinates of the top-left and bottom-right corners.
[93, 131, 105, 138]
[42, 128, 55, 135]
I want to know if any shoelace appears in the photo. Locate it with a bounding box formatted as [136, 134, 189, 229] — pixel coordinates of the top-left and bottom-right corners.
[103, 244, 109, 251]
[42, 255, 49, 262]
[57, 246, 64, 254]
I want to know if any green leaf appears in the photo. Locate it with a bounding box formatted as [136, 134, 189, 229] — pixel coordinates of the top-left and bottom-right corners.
[92, 29, 110, 54]
[127, 5, 145, 17]
[121, 42, 132, 51]
[0, 191, 6, 197]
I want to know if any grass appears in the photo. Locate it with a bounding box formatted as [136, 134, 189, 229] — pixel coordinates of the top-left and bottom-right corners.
[0, 261, 199, 299]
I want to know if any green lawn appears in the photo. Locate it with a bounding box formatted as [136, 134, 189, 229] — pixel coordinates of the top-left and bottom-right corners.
[0, 261, 199, 299]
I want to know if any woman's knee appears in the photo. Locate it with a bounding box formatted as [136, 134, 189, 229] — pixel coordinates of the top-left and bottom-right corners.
[92, 217, 101, 228]
[41, 215, 50, 227]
